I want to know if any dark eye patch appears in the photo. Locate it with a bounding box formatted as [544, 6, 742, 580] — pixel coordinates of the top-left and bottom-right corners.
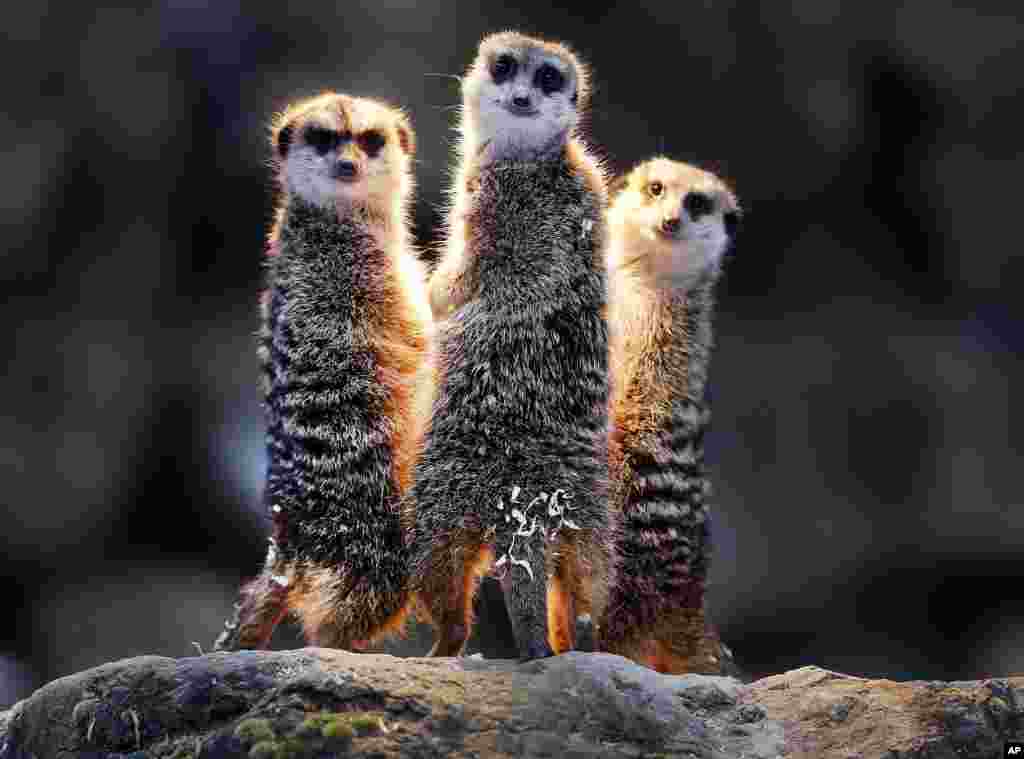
[535, 64, 565, 95]
[684, 191, 715, 219]
[358, 130, 387, 157]
[304, 126, 341, 155]
[491, 54, 517, 84]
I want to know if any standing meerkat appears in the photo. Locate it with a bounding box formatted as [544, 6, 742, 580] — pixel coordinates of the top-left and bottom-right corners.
[600, 157, 740, 674]
[214, 92, 433, 652]
[410, 31, 613, 660]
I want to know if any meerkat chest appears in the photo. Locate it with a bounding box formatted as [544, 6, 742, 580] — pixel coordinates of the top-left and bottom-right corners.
[465, 161, 601, 284]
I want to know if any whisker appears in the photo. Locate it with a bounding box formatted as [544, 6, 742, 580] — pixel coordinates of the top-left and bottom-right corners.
[423, 72, 463, 83]
[613, 252, 648, 273]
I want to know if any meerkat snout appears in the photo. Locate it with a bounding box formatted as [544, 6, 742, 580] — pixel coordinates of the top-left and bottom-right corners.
[333, 158, 358, 181]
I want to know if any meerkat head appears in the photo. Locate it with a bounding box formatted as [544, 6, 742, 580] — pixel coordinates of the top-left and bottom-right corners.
[270, 92, 416, 216]
[608, 158, 741, 290]
[460, 31, 589, 165]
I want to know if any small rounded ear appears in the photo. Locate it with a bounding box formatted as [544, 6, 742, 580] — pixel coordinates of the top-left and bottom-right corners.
[394, 113, 416, 157]
[275, 122, 295, 158]
[723, 206, 743, 240]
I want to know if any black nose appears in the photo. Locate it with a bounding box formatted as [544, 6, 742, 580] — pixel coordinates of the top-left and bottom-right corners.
[661, 217, 681, 235]
[684, 191, 715, 221]
[512, 95, 531, 109]
[333, 160, 357, 180]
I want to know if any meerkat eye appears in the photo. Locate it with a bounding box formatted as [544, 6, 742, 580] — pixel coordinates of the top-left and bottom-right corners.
[358, 130, 387, 157]
[684, 191, 715, 219]
[305, 127, 339, 156]
[648, 181, 664, 198]
[491, 54, 517, 83]
[535, 64, 565, 95]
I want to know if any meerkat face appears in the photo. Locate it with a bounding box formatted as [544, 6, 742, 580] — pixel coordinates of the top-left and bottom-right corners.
[462, 32, 587, 163]
[271, 93, 415, 211]
[609, 158, 741, 289]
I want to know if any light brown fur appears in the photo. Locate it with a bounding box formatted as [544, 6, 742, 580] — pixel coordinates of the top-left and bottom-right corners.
[217, 92, 432, 653]
[286, 565, 417, 647]
[603, 158, 738, 674]
[608, 159, 737, 469]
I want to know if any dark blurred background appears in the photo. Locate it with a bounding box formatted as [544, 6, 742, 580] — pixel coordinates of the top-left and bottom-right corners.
[2, 0, 1022, 706]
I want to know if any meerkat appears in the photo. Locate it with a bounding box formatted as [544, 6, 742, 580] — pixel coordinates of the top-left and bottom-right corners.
[214, 91, 433, 652]
[408, 31, 613, 661]
[599, 157, 741, 675]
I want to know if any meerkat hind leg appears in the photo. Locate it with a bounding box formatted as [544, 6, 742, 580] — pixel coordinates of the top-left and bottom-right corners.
[422, 582, 472, 658]
[649, 607, 722, 675]
[422, 541, 492, 657]
[311, 591, 415, 652]
[547, 539, 591, 654]
[562, 531, 611, 655]
[617, 607, 722, 675]
[546, 571, 576, 654]
[214, 569, 290, 651]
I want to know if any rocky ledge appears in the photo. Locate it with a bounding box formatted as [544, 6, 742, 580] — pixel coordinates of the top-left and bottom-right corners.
[0, 651, 1021, 758]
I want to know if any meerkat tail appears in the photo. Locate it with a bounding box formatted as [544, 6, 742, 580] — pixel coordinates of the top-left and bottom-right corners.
[415, 540, 493, 657]
[546, 554, 578, 654]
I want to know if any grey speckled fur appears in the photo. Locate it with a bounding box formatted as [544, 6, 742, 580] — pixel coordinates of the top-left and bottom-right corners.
[410, 152, 613, 660]
[263, 199, 406, 576]
[216, 197, 411, 651]
[604, 279, 716, 643]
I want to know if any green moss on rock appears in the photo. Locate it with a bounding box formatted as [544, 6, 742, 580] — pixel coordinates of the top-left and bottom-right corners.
[345, 712, 382, 735]
[320, 718, 355, 740]
[235, 717, 276, 745]
[248, 740, 277, 759]
[295, 713, 329, 737]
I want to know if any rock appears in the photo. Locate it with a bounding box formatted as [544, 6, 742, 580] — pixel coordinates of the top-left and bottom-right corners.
[746, 666, 1024, 758]
[0, 654, 1021, 758]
